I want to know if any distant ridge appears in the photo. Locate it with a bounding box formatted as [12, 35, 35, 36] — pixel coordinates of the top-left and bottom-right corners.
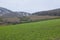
[0, 7, 31, 17]
[0, 7, 60, 17]
[32, 8, 60, 16]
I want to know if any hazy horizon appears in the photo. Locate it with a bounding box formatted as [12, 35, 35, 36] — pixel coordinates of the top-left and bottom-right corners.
[0, 0, 60, 13]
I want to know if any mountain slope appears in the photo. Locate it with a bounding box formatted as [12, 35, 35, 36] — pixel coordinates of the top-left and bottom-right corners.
[0, 7, 31, 18]
[15, 12, 31, 17]
[0, 7, 13, 16]
[32, 8, 60, 16]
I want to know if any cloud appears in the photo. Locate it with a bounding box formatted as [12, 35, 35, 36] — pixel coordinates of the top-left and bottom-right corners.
[0, 0, 60, 13]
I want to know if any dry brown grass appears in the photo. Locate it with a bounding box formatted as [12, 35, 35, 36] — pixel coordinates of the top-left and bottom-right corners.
[2, 17, 20, 22]
[29, 15, 60, 21]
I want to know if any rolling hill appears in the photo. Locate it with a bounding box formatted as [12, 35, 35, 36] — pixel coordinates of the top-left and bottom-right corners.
[0, 19, 60, 40]
[0, 7, 31, 17]
[32, 8, 60, 16]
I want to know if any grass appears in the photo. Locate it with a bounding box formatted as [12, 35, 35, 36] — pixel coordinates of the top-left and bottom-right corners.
[0, 19, 60, 40]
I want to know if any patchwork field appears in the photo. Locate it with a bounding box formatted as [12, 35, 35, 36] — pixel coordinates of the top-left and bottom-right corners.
[0, 19, 60, 40]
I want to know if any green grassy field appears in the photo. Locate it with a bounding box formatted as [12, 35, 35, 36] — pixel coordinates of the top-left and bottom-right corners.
[0, 19, 60, 40]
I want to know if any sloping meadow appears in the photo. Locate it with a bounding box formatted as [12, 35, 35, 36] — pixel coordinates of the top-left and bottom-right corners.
[0, 19, 60, 40]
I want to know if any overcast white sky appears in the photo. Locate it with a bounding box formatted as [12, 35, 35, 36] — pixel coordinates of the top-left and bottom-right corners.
[0, 0, 60, 13]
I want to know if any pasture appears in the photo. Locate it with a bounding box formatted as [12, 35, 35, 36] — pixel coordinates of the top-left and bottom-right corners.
[0, 19, 60, 40]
